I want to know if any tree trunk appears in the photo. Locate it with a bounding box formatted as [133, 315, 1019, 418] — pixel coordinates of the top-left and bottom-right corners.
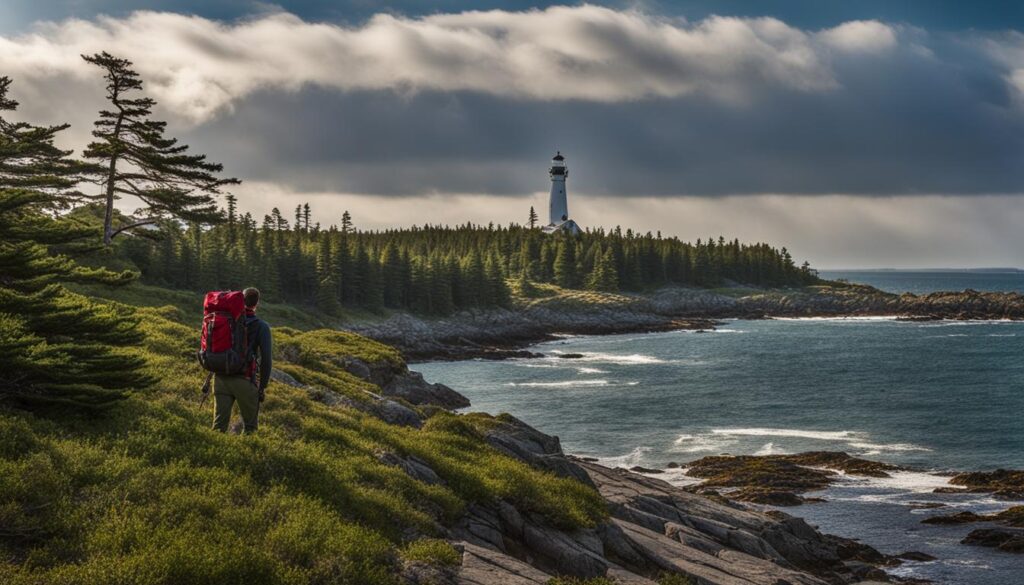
[102, 154, 117, 245]
[102, 112, 125, 246]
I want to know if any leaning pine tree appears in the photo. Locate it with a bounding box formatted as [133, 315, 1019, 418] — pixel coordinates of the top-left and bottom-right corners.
[0, 76, 151, 409]
[82, 52, 239, 245]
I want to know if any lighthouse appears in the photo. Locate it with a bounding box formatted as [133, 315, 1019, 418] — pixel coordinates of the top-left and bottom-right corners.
[542, 151, 582, 235]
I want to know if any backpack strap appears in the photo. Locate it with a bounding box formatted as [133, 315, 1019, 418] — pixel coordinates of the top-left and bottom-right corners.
[242, 315, 261, 382]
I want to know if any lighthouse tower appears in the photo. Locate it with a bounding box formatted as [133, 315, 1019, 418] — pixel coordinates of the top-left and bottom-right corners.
[542, 151, 581, 235]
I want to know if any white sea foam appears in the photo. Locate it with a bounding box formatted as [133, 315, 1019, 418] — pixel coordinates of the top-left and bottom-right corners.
[693, 428, 931, 455]
[918, 319, 1014, 328]
[576, 367, 608, 374]
[754, 442, 788, 455]
[847, 441, 932, 453]
[710, 428, 862, 441]
[570, 352, 668, 365]
[506, 379, 610, 388]
[772, 316, 901, 322]
[598, 446, 652, 468]
[837, 470, 952, 492]
[670, 433, 739, 453]
[657, 468, 703, 487]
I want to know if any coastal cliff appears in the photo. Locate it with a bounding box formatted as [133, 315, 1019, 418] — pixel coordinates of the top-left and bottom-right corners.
[348, 283, 1024, 360]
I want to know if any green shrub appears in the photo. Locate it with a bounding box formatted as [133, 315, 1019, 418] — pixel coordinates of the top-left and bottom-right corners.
[400, 539, 461, 567]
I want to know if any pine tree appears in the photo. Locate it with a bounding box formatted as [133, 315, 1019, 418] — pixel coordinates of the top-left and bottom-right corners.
[341, 210, 353, 233]
[380, 244, 404, 308]
[82, 53, 239, 245]
[0, 77, 150, 408]
[225, 193, 238, 243]
[587, 247, 619, 292]
[528, 206, 538, 229]
[0, 77, 98, 209]
[553, 239, 577, 288]
[315, 236, 341, 315]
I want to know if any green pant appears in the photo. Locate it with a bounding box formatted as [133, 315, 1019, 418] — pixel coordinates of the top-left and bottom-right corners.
[212, 374, 260, 434]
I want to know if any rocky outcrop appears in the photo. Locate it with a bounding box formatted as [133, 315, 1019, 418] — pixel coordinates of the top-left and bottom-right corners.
[382, 370, 470, 409]
[683, 452, 901, 506]
[961, 528, 1024, 553]
[942, 469, 1024, 499]
[438, 419, 907, 585]
[346, 284, 1024, 362]
[348, 303, 717, 361]
[921, 505, 1024, 530]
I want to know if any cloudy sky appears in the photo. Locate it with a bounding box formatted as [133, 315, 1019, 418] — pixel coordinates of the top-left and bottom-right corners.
[4, 1, 1024, 268]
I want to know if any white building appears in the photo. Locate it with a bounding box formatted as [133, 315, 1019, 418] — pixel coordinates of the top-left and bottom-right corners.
[541, 151, 582, 235]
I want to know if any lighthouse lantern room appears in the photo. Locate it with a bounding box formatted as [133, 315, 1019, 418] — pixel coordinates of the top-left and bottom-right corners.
[541, 151, 582, 235]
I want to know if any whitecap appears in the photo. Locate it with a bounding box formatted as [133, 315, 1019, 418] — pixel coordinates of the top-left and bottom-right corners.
[576, 367, 608, 374]
[506, 379, 610, 388]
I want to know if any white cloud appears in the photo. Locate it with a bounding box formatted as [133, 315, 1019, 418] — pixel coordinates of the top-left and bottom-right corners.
[0, 7, 849, 122]
[818, 20, 897, 54]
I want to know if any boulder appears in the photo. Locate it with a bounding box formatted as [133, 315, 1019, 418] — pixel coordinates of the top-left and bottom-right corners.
[921, 511, 984, 525]
[961, 527, 1024, 553]
[376, 399, 423, 428]
[383, 371, 471, 409]
[946, 469, 1024, 499]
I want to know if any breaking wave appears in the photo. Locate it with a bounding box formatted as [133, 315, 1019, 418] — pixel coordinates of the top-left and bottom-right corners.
[668, 428, 931, 455]
[549, 350, 668, 365]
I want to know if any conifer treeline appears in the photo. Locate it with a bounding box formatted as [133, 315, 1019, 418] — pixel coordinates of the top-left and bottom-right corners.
[121, 202, 819, 315]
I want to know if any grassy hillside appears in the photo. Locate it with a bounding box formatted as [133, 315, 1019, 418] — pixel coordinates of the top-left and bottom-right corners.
[0, 289, 605, 584]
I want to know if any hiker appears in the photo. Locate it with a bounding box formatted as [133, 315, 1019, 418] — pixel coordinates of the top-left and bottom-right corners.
[208, 287, 272, 434]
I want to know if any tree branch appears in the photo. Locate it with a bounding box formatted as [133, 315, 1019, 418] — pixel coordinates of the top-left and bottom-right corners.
[110, 218, 158, 239]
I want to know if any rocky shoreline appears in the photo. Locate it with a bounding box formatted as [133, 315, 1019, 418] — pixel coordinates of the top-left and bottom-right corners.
[274, 353, 1024, 583]
[346, 284, 1024, 362]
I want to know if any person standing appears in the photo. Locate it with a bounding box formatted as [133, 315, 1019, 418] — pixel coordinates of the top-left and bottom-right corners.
[212, 287, 272, 434]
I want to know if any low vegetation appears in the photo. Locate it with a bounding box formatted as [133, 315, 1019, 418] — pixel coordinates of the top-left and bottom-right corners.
[0, 293, 607, 584]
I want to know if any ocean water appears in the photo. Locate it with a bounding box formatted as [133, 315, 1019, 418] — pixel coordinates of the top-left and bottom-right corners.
[820, 269, 1024, 295]
[415, 273, 1024, 584]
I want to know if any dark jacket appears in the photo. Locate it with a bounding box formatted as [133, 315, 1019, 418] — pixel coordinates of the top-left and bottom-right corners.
[244, 313, 273, 391]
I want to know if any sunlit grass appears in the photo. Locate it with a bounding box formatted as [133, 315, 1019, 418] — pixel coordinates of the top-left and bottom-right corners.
[0, 294, 607, 584]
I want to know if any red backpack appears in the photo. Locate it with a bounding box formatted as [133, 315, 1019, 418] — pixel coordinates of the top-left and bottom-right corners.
[197, 291, 252, 375]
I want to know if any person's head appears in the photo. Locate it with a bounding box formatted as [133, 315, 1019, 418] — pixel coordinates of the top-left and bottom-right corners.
[243, 287, 260, 310]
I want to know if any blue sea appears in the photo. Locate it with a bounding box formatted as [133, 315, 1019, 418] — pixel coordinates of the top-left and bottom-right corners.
[417, 271, 1024, 584]
[820, 269, 1024, 295]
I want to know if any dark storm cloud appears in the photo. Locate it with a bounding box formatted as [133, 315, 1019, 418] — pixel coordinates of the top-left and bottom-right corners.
[185, 34, 1024, 197]
[5, 7, 1024, 197]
